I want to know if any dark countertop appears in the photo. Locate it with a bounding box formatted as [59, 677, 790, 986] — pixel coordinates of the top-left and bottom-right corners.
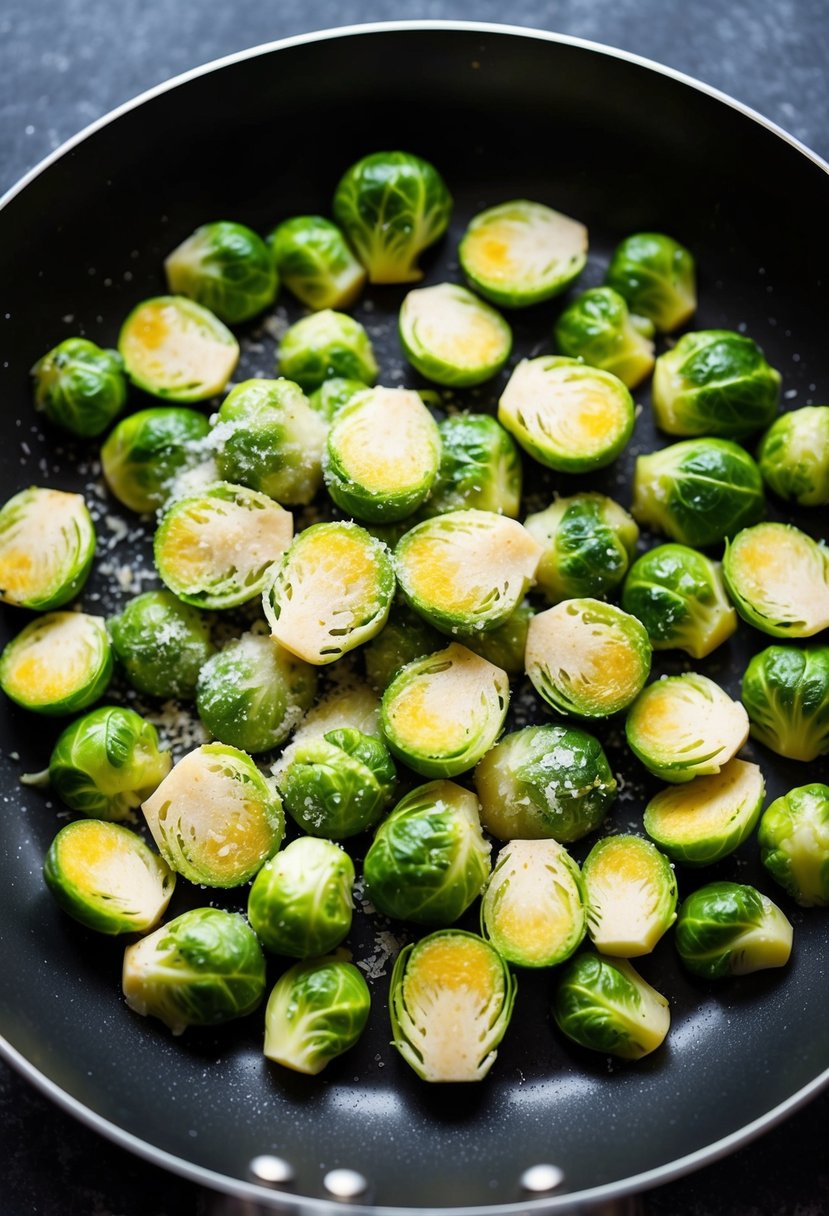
[1, 2, 828, 1214]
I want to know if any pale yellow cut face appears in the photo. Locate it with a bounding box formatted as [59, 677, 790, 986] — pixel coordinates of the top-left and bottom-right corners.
[0, 489, 88, 606]
[632, 675, 749, 764]
[525, 601, 646, 710]
[403, 284, 507, 368]
[121, 298, 239, 396]
[500, 359, 630, 457]
[646, 759, 764, 843]
[731, 524, 829, 632]
[586, 838, 675, 956]
[484, 838, 584, 965]
[385, 644, 507, 754]
[158, 492, 292, 591]
[3, 612, 106, 704]
[58, 821, 172, 925]
[463, 205, 587, 288]
[332, 389, 439, 493]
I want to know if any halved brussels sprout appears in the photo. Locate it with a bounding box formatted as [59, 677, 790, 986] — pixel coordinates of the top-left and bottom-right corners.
[741, 644, 829, 761]
[652, 330, 781, 438]
[463, 599, 533, 676]
[118, 296, 239, 402]
[758, 405, 829, 506]
[363, 780, 491, 925]
[332, 151, 452, 285]
[212, 378, 327, 506]
[248, 837, 354, 957]
[723, 522, 829, 637]
[554, 287, 655, 388]
[389, 930, 515, 1082]
[498, 357, 634, 472]
[263, 522, 395, 665]
[264, 953, 370, 1074]
[423, 412, 522, 519]
[395, 509, 541, 636]
[474, 723, 617, 843]
[277, 310, 378, 393]
[399, 282, 512, 387]
[32, 337, 126, 437]
[101, 406, 211, 513]
[459, 199, 587, 308]
[621, 544, 737, 659]
[632, 438, 766, 548]
[123, 907, 266, 1034]
[44, 820, 175, 934]
[674, 881, 793, 978]
[525, 493, 639, 605]
[758, 783, 829, 907]
[0, 486, 95, 611]
[643, 758, 765, 866]
[582, 835, 677, 957]
[141, 743, 284, 887]
[108, 590, 213, 700]
[42, 705, 172, 821]
[268, 215, 366, 311]
[196, 631, 317, 754]
[553, 953, 670, 1059]
[625, 673, 749, 783]
[526, 599, 652, 718]
[324, 388, 441, 523]
[380, 643, 508, 778]
[0, 611, 112, 715]
[363, 603, 444, 692]
[278, 676, 382, 756]
[155, 481, 292, 610]
[482, 838, 586, 968]
[307, 377, 368, 423]
[605, 232, 696, 332]
[164, 221, 278, 324]
[278, 727, 396, 838]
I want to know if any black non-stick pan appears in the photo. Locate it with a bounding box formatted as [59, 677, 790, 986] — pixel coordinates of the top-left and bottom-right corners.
[0, 22, 827, 1215]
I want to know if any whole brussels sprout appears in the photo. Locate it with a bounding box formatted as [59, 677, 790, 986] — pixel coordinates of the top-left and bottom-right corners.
[307, 377, 368, 423]
[264, 953, 370, 1074]
[119, 296, 239, 403]
[582, 835, 676, 957]
[423, 412, 522, 519]
[212, 378, 327, 506]
[164, 220, 278, 324]
[758, 783, 829, 907]
[643, 758, 765, 865]
[652, 330, 781, 438]
[123, 907, 266, 1034]
[462, 599, 533, 676]
[332, 151, 452, 284]
[277, 309, 378, 392]
[553, 286, 655, 388]
[363, 780, 491, 925]
[482, 838, 586, 968]
[32, 337, 126, 437]
[108, 590, 214, 700]
[268, 215, 366, 311]
[399, 282, 512, 387]
[553, 953, 670, 1059]
[278, 727, 396, 838]
[674, 881, 793, 979]
[390, 930, 515, 1082]
[0, 611, 112, 716]
[621, 543, 737, 659]
[605, 231, 696, 332]
[101, 406, 211, 513]
[740, 644, 829, 761]
[196, 631, 317, 754]
[363, 603, 443, 691]
[632, 438, 765, 548]
[45, 705, 172, 821]
[723, 522, 829, 638]
[474, 723, 617, 843]
[248, 837, 354, 957]
[0, 486, 95, 611]
[525, 492, 639, 605]
[758, 405, 829, 506]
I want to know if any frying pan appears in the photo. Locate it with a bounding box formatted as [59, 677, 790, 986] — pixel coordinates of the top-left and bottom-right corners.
[0, 21, 827, 1215]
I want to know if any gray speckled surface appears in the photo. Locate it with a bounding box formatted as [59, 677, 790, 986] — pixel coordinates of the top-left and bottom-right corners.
[1, 3, 828, 1215]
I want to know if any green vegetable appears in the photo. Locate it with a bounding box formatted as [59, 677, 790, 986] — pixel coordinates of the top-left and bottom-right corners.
[363, 780, 491, 925]
[363, 604, 443, 691]
[525, 493, 639, 605]
[263, 953, 370, 1074]
[499, 357, 634, 472]
[307, 377, 368, 423]
[621, 544, 737, 658]
[0, 611, 112, 715]
[554, 286, 655, 388]
[247, 837, 354, 957]
[108, 590, 213, 700]
[100, 407, 211, 513]
[481, 838, 586, 967]
[582, 835, 677, 957]
[268, 215, 365, 310]
[399, 282, 512, 386]
[643, 759, 765, 865]
[118, 296, 239, 402]
[32, 337, 126, 437]
[605, 232, 696, 332]
[740, 644, 829, 761]
[422, 412, 522, 519]
[459, 199, 587, 308]
[474, 723, 617, 843]
[123, 908, 266, 1034]
[164, 221, 278, 323]
[674, 881, 793, 978]
[626, 673, 749, 783]
[758, 783, 829, 907]
[632, 438, 765, 547]
[553, 953, 670, 1059]
[43, 820, 175, 934]
[389, 930, 515, 1082]
[277, 309, 377, 392]
[758, 406, 829, 506]
[462, 599, 533, 676]
[723, 522, 829, 637]
[332, 151, 452, 284]
[278, 727, 396, 838]
[0, 486, 95, 610]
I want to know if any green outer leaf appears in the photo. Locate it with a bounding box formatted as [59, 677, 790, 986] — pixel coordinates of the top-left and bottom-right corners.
[277, 309, 378, 392]
[422, 413, 522, 519]
[553, 286, 655, 388]
[674, 881, 793, 979]
[264, 955, 370, 1074]
[32, 337, 126, 437]
[741, 644, 829, 761]
[605, 231, 696, 332]
[553, 952, 670, 1059]
[621, 543, 736, 659]
[164, 221, 278, 324]
[247, 837, 355, 957]
[278, 728, 396, 838]
[758, 405, 829, 506]
[268, 215, 365, 311]
[526, 493, 638, 605]
[758, 782, 829, 907]
[108, 589, 214, 700]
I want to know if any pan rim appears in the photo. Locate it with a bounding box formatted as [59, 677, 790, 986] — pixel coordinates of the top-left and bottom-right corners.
[1, 18, 828, 1214]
